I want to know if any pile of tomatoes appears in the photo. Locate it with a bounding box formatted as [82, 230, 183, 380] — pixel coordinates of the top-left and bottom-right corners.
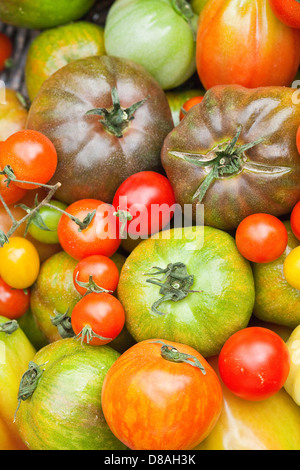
[0, 0, 300, 452]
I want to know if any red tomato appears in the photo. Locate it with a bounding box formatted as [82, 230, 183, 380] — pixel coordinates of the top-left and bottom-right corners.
[57, 199, 121, 260]
[291, 201, 300, 240]
[218, 327, 291, 401]
[0, 33, 12, 72]
[71, 292, 125, 346]
[269, 0, 300, 28]
[0, 130, 57, 189]
[0, 277, 30, 319]
[235, 213, 288, 263]
[73, 255, 120, 296]
[112, 171, 176, 237]
[179, 96, 204, 121]
[0, 167, 27, 206]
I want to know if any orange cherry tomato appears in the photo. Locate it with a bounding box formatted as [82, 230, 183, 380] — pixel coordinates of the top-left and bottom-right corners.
[179, 96, 204, 120]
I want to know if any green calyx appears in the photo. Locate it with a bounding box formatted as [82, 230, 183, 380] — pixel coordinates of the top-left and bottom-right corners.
[171, 0, 198, 38]
[145, 262, 201, 315]
[50, 309, 75, 339]
[0, 320, 19, 335]
[74, 325, 112, 345]
[151, 340, 206, 374]
[74, 272, 113, 296]
[86, 87, 148, 138]
[15, 361, 46, 420]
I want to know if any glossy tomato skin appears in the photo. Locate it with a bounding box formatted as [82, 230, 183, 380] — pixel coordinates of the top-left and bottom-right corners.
[27, 55, 174, 205]
[283, 246, 300, 291]
[0, 33, 12, 71]
[0, 277, 30, 319]
[27, 199, 67, 244]
[218, 327, 291, 401]
[196, 0, 300, 90]
[101, 339, 223, 450]
[162, 85, 300, 231]
[73, 255, 120, 296]
[291, 201, 300, 240]
[269, 0, 300, 29]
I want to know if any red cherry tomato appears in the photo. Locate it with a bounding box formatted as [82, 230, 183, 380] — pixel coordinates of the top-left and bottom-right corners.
[218, 327, 291, 401]
[291, 201, 300, 240]
[235, 213, 288, 263]
[269, 0, 300, 29]
[71, 292, 125, 346]
[73, 255, 120, 296]
[0, 167, 27, 206]
[0, 33, 12, 72]
[179, 96, 204, 121]
[0, 277, 30, 319]
[112, 171, 176, 237]
[0, 130, 57, 189]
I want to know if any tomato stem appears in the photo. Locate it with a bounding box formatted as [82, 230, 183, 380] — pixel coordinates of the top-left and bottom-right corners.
[74, 325, 112, 345]
[0, 319, 19, 335]
[113, 208, 133, 237]
[74, 272, 113, 296]
[50, 309, 75, 339]
[15, 361, 46, 420]
[151, 340, 206, 374]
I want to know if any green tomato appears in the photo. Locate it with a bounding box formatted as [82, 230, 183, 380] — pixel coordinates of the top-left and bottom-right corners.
[27, 200, 67, 245]
[191, 0, 210, 15]
[104, 0, 198, 90]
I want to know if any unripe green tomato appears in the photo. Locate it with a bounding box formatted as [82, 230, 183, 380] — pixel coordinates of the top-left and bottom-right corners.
[28, 200, 67, 244]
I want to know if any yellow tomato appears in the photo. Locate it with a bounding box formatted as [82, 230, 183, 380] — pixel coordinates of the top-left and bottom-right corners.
[283, 246, 300, 290]
[0, 237, 40, 289]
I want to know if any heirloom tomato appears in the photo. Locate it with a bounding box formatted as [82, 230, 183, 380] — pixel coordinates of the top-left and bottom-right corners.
[291, 201, 300, 240]
[0, 277, 30, 319]
[284, 325, 300, 406]
[104, 0, 198, 90]
[118, 226, 255, 358]
[196, 0, 300, 90]
[0, 89, 28, 142]
[269, 0, 300, 29]
[15, 338, 126, 450]
[0, 33, 12, 72]
[101, 339, 223, 450]
[73, 255, 119, 296]
[162, 85, 300, 231]
[27, 55, 173, 205]
[283, 246, 300, 291]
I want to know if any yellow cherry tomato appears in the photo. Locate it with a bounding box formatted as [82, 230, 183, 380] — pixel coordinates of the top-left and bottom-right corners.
[0, 237, 40, 289]
[283, 246, 300, 291]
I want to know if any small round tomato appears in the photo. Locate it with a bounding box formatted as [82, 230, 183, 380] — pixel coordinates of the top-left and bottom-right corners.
[269, 0, 300, 29]
[57, 199, 121, 260]
[71, 292, 125, 346]
[218, 327, 291, 401]
[0, 130, 57, 189]
[73, 255, 120, 296]
[113, 171, 176, 237]
[0, 33, 12, 72]
[0, 237, 40, 289]
[0, 276, 30, 319]
[235, 213, 288, 263]
[0, 169, 27, 206]
[283, 245, 300, 290]
[27, 199, 67, 244]
[291, 201, 300, 240]
[179, 95, 203, 121]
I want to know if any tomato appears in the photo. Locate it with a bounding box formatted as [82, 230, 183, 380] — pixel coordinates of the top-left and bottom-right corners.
[71, 293, 125, 346]
[284, 325, 300, 406]
[269, 0, 300, 28]
[27, 55, 173, 205]
[179, 96, 204, 121]
[73, 255, 119, 296]
[25, 21, 105, 102]
[191, 0, 209, 14]
[166, 89, 205, 127]
[283, 246, 300, 290]
[0, 130, 57, 190]
[0, 32, 12, 72]
[0, 89, 28, 142]
[0, 237, 40, 289]
[291, 201, 300, 240]
[0, 167, 27, 206]
[218, 327, 291, 401]
[101, 339, 223, 450]
[196, 0, 300, 90]
[27, 199, 67, 244]
[112, 171, 176, 237]
[235, 213, 288, 263]
[57, 199, 121, 260]
[104, 0, 197, 90]
[0, 277, 30, 319]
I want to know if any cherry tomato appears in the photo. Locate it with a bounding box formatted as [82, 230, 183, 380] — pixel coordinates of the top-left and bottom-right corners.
[73, 255, 120, 296]
[291, 201, 300, 240]
[283, 245, 300, 290]
[71, 292, 125, 346]
[269, 0, 300, 29]
[179, 96, 203, 121]
[27, 199, 67, 244]
[0, 237, 40, 289]
[57, 199, 121, 260]
[218, 327, 291, 401]
[235, 213, 288, 263]
[112, 171, 176, 237]
[0, 130, 57, 189]
[0, 33, 12, 72]
[0, 276, 30, 319]
[0, 167, 27, 206]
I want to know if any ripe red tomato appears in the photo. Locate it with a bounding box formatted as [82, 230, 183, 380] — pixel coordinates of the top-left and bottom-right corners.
[57, 199, 121, 260]
[0, 130, 57, 189]
[218, 327, 291, 401]
[71, 292, 125, 346]
[73, 255, 120, 296]
[0, 167, 27, 206]
[291, 201, 300, 241]
[269, 0, 300, 28]
[235, 213, 288, 263]
[179, 96, 204, 121]
[0, 277, 30, 319]
[0, 33, 12, 72]
[112, 171, 176, 237]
